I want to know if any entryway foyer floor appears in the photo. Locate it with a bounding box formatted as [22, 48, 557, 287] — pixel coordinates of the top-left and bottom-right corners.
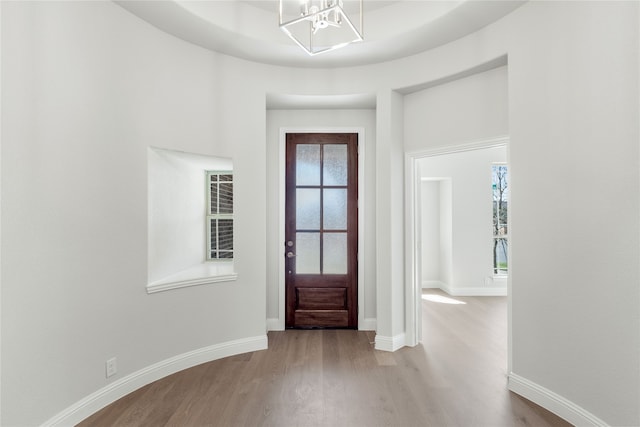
[79, 291, 571, 426]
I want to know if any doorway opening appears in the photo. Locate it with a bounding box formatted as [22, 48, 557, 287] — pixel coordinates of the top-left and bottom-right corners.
[405, 137, 510, 370]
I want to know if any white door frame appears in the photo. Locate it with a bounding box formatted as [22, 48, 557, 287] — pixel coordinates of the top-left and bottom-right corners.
[404, 136, 510, 370]
[277, 127, 367, 330]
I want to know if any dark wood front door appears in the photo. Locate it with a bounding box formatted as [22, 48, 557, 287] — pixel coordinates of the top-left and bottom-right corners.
[285, 133, 358, 329]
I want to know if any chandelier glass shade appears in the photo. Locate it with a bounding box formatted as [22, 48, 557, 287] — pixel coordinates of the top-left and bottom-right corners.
[279, 0, 363, 56]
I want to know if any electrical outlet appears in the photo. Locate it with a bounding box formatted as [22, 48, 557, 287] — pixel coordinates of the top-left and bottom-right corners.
[105, 357, 117, 378]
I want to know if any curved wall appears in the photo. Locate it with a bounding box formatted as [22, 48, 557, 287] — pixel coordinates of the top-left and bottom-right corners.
[1, 2, 270, 425]
[1, 1, 638, 426]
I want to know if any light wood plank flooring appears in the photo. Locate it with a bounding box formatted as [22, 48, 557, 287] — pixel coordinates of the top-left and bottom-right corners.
[78, 290, 572, 426]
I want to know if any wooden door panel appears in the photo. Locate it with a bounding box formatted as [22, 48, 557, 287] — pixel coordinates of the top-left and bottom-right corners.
[294, 310, 349, 328]
[285, 133, 358, 329]
[296, 288, 347, 310]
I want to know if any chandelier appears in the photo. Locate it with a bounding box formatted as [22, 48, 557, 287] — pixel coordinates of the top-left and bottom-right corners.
[279, 0, 363, 56]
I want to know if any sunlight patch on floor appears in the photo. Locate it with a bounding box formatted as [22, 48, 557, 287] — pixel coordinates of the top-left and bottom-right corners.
[422, 294, 467, 305]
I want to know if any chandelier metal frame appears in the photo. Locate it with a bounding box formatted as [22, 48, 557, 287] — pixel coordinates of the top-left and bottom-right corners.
[279, 0, 363, 56]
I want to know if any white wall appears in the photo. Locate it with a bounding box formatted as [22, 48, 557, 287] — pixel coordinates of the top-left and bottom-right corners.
[439, 179, 453, 288]
[2, 1, 638, 426]
[265, 109, 377, 328]
[376, 90, 406, 346]
[420, 180, 441, 285]
[418, 147, 507, 295]
[505, 3, 639, 424]
[404, 66, 509, 151]
[1, 2, 267, 425]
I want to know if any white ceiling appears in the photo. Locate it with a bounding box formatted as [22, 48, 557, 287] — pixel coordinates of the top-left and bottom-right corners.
[116, 0, 526, 68]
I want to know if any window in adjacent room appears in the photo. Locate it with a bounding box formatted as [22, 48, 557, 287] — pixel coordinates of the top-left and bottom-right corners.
[207, 171, 234, 260]
[492, 164, 508, 275]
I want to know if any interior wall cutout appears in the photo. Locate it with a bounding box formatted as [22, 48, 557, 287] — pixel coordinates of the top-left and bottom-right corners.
[147, 147, 233, 286]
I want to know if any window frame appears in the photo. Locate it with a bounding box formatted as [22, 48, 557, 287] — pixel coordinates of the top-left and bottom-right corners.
[206, 170, 234, 261]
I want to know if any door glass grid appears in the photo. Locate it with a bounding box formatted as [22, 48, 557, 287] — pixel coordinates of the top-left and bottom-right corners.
[295, 143, 348, 275]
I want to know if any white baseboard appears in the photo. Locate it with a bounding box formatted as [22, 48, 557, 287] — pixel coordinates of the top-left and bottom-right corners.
[375, 333, 406, 352]
[448, 287, 507, 296]
[43, 335, 268, 427]
[359, 318, 376, 331]
[422, 280, 444, 289]
[438, 282, 507, 296]
[438, 281, 454, 294]
[266, 317, 283, 331]
[508, 373, 608, 426]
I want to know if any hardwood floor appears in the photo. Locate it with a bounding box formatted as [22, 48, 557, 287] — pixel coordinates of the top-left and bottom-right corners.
[78, 290, 572, 426]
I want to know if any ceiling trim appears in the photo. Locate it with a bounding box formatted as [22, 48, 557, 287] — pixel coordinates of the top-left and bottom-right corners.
[397, 55, 508, 95]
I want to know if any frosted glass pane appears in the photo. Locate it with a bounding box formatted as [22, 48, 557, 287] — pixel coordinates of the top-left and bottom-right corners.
[323, 144, 348, 186]
[296, 189, 320, 230]
[297, 232, 320, 274]
[296, 144, 320, 186]
[323, 233, 347, 274]
[323, 189, 347, 230]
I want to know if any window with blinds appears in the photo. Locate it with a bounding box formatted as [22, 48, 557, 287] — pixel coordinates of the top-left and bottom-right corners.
[207, 171, 234, 260]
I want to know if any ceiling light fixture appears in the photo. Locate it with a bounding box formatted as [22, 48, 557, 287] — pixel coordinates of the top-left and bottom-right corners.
[279, 0, 363, 56]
